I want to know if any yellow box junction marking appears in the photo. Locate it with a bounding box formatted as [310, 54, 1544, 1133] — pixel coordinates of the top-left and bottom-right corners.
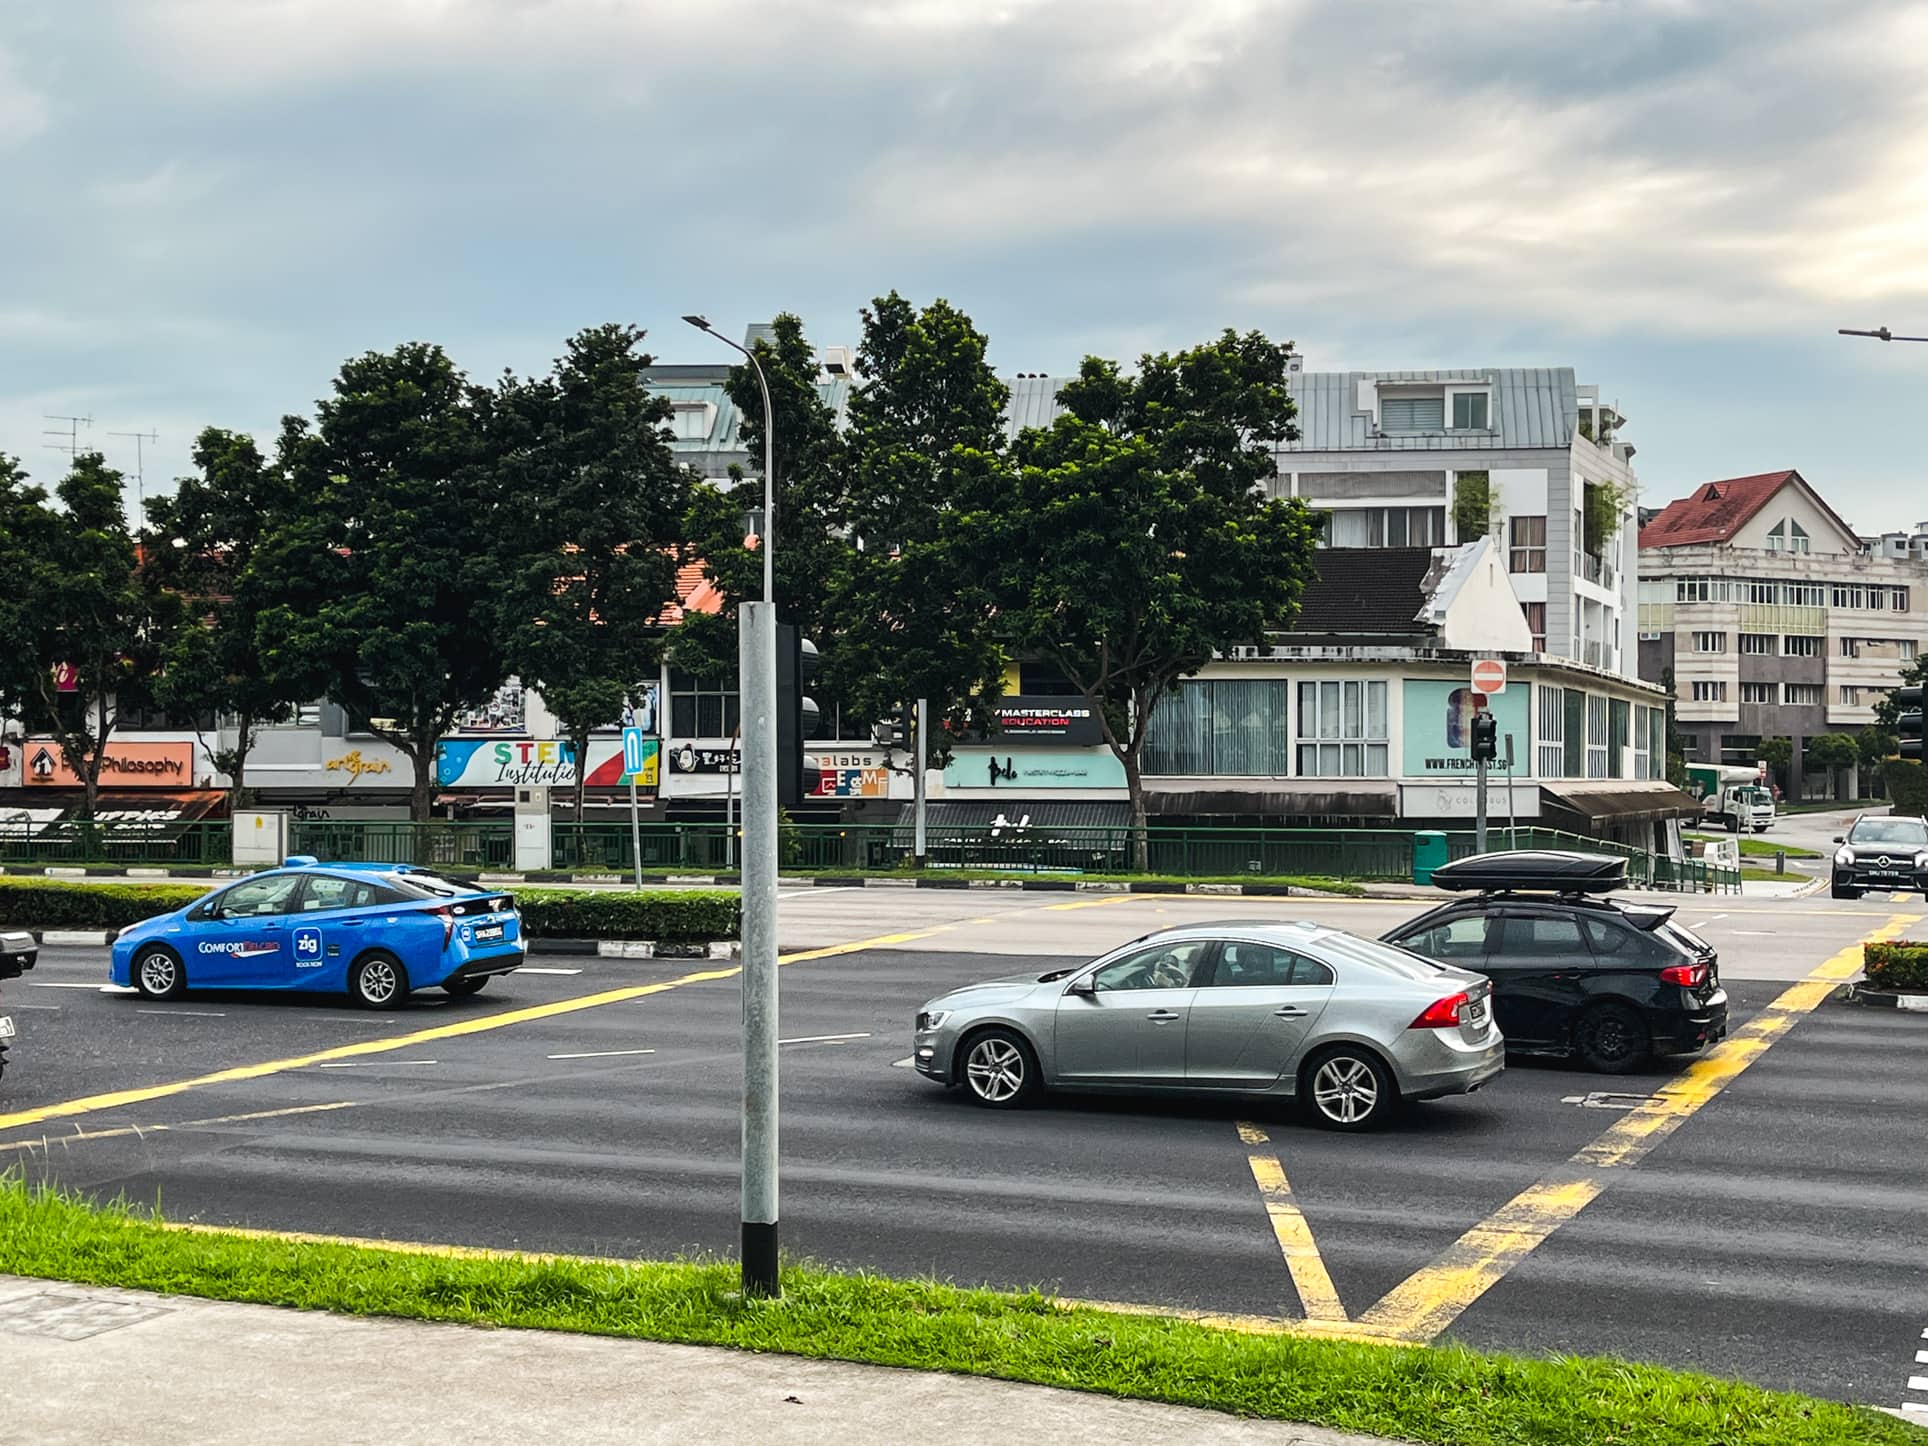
[1237, 1121, 1347, 1323]
[0, 925, 962, 1136]
[1349, 912, 1921, 1344]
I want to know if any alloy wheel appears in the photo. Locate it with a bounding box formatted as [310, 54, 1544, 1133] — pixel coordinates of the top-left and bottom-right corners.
[358, 958, 399, 1006]
[966, 1038, 1026, 1104]
[138, 951, 178, 996]
[1312, 1056, 1378, 1125]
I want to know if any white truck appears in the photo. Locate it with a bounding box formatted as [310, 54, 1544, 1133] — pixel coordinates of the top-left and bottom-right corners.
[1686, 763, 1775, 833]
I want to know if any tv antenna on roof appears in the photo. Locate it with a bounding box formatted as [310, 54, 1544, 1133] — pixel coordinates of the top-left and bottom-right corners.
[43, 413, 94, 458]
[108, 428, 160, 517]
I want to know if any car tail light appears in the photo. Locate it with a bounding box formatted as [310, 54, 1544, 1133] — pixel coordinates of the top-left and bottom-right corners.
[1410, 992, 1469, 1029]
[1660, 962, 1708, 987]
[430, 905, 455, 946]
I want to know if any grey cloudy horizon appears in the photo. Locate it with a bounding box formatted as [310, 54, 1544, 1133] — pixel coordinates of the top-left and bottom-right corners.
[3, 0, 1927, 529]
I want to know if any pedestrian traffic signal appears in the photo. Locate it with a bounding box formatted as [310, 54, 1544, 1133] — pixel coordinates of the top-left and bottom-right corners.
[1470, 710, 1499, 762]
[1899, 685, 1924, 762]
[775, 624, 820, 809]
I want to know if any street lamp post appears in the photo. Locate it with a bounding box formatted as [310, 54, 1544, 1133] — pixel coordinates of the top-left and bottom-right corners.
[683, 315, 781, 1297]
[1838, 327, 1928, 343]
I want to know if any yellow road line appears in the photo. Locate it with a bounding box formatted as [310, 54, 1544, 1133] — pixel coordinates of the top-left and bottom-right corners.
[0, 925, 959, 1135]
[1, 1101, 358, 1154]
[1354, 912, 1920, 1343]
[1039, 896, 1131, 911]
[1236, 1121, 1347, 1324]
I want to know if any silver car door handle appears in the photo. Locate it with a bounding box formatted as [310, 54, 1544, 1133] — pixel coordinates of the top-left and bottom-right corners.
[1146, 1010, 1181, 1023]
[1273, 1006, 1307, 1018]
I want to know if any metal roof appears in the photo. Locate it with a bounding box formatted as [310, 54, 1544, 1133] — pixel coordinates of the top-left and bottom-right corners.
[1282, 367, 1580, 452]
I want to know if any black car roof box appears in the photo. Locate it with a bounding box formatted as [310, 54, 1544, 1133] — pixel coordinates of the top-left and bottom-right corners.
[1430, 850, 1628, 895]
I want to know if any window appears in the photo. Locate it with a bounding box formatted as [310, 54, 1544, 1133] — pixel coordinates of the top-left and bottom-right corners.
[1743, 579, 1777, 604]
[1782, 635, 1820, 657]
[1521, 601, 1547, 651]
[1144, 680, 1290, 776]
[1692, 631, 1726, 654]
[1538, 683, 1566, 777]
[1904, 640, 1920, 661]
[1739, 634, 1777, 655]
[1691, 681, 1728, 702]
[1766, 518, 1809, 554]
[1840, 637, 1860, 658]
[1091, 940, 1213, 992]
[1739, 682, 1774, 704]
[1323, 505, 1445, 548]
[1785, 582, 1825, 607]
[1295, 680, 1390, 777]
[1608, 698, 1629, 779]
[1719, 734, 1761, 766]
[1400, 915, 1491, 961]
[298, 876, 382, 911]
[1495, 914, 1590, 957]
[1633, 704, 1651, 780]
[1207, 942, 1331, 988]
[1892, 587, 1911, 612]
[1767, 520, 1784, 552]
[212, 874, 303, 918]
[669, 669, 740, 738]
[1451, 392, 1490, 430]
[1508, 515, 1547, 573]
[1832, 585, 1865, 609]
[1579, 916, 1672, 963]
[667, 403, 715, 441]
[1839, 686, 1863, 706]
[1586, 694, 1609, 778]
[1380, 394, 1444, 431]
[1784, 683, 1824, 706]
[1870, 588, 1889, 611]
[1563, 688, 1585, 777]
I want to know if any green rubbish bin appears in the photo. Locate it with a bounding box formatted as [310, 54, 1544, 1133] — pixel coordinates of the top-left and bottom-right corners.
[1412, 831, 1449, 886]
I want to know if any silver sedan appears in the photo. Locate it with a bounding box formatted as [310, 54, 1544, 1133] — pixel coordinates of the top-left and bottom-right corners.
[912, 922, 1503, 1130]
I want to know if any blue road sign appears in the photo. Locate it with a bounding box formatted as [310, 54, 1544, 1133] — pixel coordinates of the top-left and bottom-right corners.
[623, 727, 649, 775]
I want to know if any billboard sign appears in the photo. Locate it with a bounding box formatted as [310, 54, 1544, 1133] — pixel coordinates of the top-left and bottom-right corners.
[1401, 680, 1531, 776]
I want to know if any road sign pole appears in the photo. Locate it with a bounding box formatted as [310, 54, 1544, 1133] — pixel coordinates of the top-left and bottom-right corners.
[628, 776, 643, 890]
[913, 698, 929, 866]
[1505, 733, 1517, 848]
[1475, 756, 1489, 855]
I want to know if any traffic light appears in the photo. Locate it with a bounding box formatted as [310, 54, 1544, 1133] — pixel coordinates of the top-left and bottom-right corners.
[1470, 709, 1499, 762]
[775, 624, 820, 809]
[1899, 686, 1924, 762]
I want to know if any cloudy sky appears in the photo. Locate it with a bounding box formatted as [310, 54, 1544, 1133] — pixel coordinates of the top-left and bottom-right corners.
[4, 0, 1927, 529]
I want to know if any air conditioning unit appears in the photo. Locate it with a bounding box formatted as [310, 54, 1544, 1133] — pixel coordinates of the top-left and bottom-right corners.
[1232, 645, 1262, 660]
[821, 346, 855, 377]
[1283, 351, 1304, 374]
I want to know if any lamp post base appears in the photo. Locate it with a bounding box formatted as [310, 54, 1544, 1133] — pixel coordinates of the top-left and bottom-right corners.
[742, 1220, 779, 1297]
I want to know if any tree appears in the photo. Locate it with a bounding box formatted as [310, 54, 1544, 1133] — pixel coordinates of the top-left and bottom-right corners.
[0, 454, 179, 818]
[1806, 732, 1862, 799]
[830, 293, 1015, 743]
[141, 428, 305, 805]
[494, 324, 691, 820]
[255, 344, 509, 821]
[1758, 735, 1793, 797]
[965, 331, 1318, 865]
[1452, 471, 1493, 542]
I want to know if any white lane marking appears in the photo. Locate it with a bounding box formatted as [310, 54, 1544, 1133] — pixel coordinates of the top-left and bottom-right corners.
[1918, 1349, 1928, 1364]
[137, 1009, 227, 1018]
[891, 1057, 914, 1069]
[781, 886, 854, 899]
[1909, 1376, 1928, 1391]
[9, 1003, 61, 1011]
[1729, 931, 1777, 937]
[778, 1032, 872, 1046]
[518, 967, 582, 975]
[547, 1048, 656, 1061]
[316, 1060, 438, 1069]
[31, 982, 117, 991]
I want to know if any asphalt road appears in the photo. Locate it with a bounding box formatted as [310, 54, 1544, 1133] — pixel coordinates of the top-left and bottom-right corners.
[3, 891, 1925, 1413]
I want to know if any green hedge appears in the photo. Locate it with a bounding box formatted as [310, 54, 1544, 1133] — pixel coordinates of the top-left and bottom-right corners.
[0, 879, 209, 929]
[0, 878, 739, 942]
[516, 888, 738, 942]
[1864, 940, 1928, 993]
[1882, 760, 1928, 816]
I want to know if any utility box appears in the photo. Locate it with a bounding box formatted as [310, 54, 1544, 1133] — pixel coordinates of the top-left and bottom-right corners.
[514, 786, 551, 873]
[232, 809, 290, 868]
[1412, 831, 1449, 886]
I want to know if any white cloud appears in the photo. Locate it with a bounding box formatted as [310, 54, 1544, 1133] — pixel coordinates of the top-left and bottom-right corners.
[0, 45, 47, 146]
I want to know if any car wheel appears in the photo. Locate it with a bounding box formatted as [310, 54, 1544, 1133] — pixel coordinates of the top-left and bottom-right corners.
[958, 1027, 1039, 1109]
[1301, 1046, 1396, 1132]
[1574, 1002, 1649, 1074]
[1831, 884, 1861, 900]
[133, 945, 186, 1001]
[442, 975, 488, 997]
[349, 951, 409, 1010]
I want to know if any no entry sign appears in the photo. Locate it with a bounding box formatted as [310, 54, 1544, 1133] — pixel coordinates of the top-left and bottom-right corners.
[1470, 658, 1508, 695]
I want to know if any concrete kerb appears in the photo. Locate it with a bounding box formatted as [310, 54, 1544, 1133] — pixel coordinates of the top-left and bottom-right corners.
[1839, 983, 1928, 1013]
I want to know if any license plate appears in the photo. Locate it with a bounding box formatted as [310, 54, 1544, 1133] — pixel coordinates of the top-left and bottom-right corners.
[474, 924, 504, 941]
[1466, 997, 1488, 1024]
[0, 1016, 14, 1039]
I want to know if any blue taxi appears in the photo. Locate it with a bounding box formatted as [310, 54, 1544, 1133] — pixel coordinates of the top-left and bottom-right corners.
[110, 858, 524, 1009]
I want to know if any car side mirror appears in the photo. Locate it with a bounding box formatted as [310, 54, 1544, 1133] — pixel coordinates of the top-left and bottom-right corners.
[1833, 836, 1844, 844]
[1067, 974, 1096, 997]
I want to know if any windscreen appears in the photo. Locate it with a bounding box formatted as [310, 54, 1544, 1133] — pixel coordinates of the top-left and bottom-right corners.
[1849, 819, 1928, 846]
[383, 871, 474, 898]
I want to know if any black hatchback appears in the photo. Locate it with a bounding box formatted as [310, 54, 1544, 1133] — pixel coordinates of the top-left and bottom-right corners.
[1384, 851, 1729, 1074]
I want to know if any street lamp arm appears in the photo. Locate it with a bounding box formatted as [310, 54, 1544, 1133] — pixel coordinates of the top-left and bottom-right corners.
[1839, 327, 1928, 343]
[683, 316, 777, 604]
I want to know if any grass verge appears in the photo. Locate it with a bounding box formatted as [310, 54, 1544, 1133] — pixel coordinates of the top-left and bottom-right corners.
[1683, 834, 1822, 860]
[779, 868, 1368, 895]
[0, 1183, 1915, 1446]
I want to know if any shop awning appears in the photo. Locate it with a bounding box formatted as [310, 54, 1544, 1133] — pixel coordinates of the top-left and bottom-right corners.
[1539, 782, 1703, 823]
[1145, 784, 1399, 821]
[0, 788, 228, 823]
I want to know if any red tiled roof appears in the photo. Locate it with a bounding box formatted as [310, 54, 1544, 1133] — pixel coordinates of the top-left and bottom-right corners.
[654, 559, 724, 625]
[1638, 471, 1802, 549]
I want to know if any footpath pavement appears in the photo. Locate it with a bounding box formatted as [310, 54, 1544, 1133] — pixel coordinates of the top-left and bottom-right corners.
[0, 1274, 1404, 1446]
